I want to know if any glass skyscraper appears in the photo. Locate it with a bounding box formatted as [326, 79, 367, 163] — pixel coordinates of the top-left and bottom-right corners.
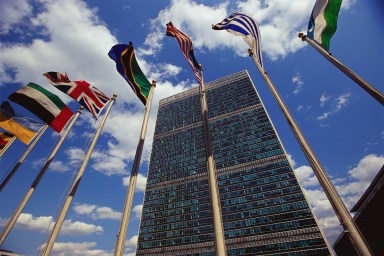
[137, 71, 331, 255]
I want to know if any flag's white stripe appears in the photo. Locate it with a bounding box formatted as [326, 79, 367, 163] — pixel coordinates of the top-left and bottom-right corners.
[312, 0, 328, 44]
[17, 86, 62, 116]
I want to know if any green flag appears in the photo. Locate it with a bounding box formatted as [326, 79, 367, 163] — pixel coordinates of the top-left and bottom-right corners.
[108, 42, 152, 105]
[307, 0, 342, 51]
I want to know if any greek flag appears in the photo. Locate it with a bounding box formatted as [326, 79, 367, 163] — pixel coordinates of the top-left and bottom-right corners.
[213, 12, 263, 67]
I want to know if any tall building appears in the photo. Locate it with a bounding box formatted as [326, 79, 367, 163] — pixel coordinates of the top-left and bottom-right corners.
[137, 71, 331, 255]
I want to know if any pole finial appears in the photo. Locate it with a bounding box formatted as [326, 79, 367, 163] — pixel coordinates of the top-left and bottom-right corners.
[152, 80, 157, 87]
[112, 93, 117, 99]
[298, 32, 306, 41]
[248, 48, 253, 57]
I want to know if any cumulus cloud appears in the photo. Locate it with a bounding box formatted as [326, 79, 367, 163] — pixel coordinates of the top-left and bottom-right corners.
[39, 241, 113, 256]
[0, 213, 103, 235]
[73, 203, 122, 220]
[0, 0, 32, 35]
[132, 204, 144, 219]
[143, 0, 321, 61]
[123, 235, 139, 255]
[293, 154, 384, 243]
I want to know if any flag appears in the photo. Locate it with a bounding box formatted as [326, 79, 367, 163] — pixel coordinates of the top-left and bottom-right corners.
[0, 132, 15, 155]
[43, 71, 110, 117]
[307, 0, 342, 51]
[108, 43, 152, 105]
[9, 83, 73, 133]
[165, 22, 202, 84]
[0, 101, 45, 144]
[213, 12, 263, 67]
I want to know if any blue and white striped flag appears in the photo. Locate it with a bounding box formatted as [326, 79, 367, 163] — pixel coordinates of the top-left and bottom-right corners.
[213, 12, 263, 67]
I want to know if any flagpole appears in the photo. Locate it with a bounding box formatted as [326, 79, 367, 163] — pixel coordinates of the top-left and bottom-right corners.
[0, 108, 82, 245]
[298, 33, 384, 105]
[114, 82, 156, 256]
[41, 96, 116, 256]
[0, 136, 16, 158]
[0, 125, 48, 192]
[248, 49, 373, 256]
[199, 67, 227, 256]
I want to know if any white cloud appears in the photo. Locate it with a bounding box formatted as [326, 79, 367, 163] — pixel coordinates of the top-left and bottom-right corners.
[317, 111, 331, 121]
[286, 153, 296, 168]
[122, 173, 147, 192]
[0, 0, 32, 34]
[61, 219, 103, 235]
[0, 213, 103, 235]
[319, 93, 331, 107]
[132, 204, 143, 219]
[48, 160, 72, 172]
[125, 234, 138, 248]
[317, 93, 351, 121]
[292, 73, 304, 95]
[348, 154, 384, 183]
[73, 203, 122, 220]
[294, 165, 320, 187]
[39, 241, 113, 256]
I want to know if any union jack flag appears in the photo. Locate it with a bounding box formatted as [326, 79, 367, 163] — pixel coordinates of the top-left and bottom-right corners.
[166, 22, 202, 84]
[43, 72, 110, 117]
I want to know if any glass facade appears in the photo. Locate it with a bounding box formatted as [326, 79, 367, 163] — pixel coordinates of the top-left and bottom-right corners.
[137, 71, 330, 255]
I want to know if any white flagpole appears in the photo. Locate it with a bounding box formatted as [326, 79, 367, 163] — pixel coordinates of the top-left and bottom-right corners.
[114, 82, 156, 256]
[298, 33, 384, 105]
[199, 67, 227, 256]
[0, 135, 16, 158]
[248, 49, 373, 256]
[0, 108, 82, 245]
[0, 125, 48, 192]
[41, 96, 116, 256]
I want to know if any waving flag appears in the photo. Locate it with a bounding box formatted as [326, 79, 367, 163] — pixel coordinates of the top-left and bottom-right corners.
[166, 22, 202, 84]
[108, 43, 152, 105]
[213, 12, 263, 67]
[0, 101, 44, 144]
[43, 71, 110, 117]
[307, 0, 342, 51]
[9, 83, 73, 133]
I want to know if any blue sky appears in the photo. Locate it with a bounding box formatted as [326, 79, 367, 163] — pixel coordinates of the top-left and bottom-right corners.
[0, 0, 383, 255]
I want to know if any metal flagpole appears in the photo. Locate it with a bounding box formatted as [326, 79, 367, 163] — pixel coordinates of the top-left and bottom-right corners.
[0, 136, 16, 158]
[0, 125, 48, 192]
[41, 96, 116, 256]
[298, 33, 384, 105]
[0, 108, 82, 245]
[199, 67, 227, 256]
[248, 49, 373, 256]
[114, 81, 156, 256]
